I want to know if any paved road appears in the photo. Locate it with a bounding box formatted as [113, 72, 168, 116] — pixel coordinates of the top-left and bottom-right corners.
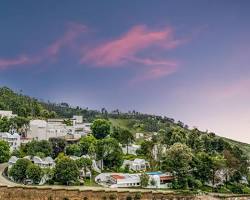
[0, 163, 19, 187]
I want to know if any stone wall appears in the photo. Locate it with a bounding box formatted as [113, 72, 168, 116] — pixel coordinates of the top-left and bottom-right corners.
[0, 186, 250, 200]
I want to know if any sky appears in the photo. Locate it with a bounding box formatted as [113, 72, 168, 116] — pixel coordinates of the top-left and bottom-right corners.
[0, 0, 250, 143]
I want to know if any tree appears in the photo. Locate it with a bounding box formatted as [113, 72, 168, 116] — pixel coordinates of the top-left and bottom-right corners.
[9, 158, 32, 182]
[0, 140, 10, 163]
[54, 157, 79, 185]
[0, 117, 12, 132]
[49, 138, 66, 159]
[140, 173, 149, 187]
[79, 135, 97, 155]
[192, 152, 213, 184]
[96, 138, 123, 169]
[76, 157, 92, 178]
[136, 140, 154, 160]
[163, 143, 193, 184]
[66, 144, 81, 157]
[91, 119, 111, 139]
[26, 164, 43, 184]
[111, 127, 134, 154]
[25, 140, 52, 157]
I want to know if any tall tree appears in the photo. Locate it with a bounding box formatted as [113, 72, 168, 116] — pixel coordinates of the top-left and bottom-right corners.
[54, 157, 79, 185]
[96, 138, 123, 169]
[91, 119, 111, 139]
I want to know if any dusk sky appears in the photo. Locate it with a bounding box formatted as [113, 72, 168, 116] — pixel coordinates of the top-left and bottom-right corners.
[1, 1, 250, 143]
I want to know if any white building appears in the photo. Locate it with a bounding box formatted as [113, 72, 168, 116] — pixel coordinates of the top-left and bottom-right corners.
[8, 156, 55, 169]
[72, 115, 83, 124]
[146, 172, 174, 189]
[122, 159, 150, 171]
[8, 156, 19, 169]
[135, 132, 144, 139]
[27, 119, 67, 140]
[0, 132, 20, 151]
[0, 110, 17, 119]
[95, 172, 174, 188]
[121, 144, 140, 155]
[109, 174, 141, 188]
[32, 156, 55, 168]
[27, 120, 47, 140]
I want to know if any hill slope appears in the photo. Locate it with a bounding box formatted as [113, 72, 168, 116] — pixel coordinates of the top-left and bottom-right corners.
[1, 86, 250, 157]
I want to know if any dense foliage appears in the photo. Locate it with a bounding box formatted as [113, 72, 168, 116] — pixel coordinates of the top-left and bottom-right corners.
[0, 140, 10, 163]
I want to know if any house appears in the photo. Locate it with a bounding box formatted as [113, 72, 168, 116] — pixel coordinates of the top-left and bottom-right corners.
[95, 172, 174, 188]
[122, 159, 150, 171]
[32, 156, 55, 168]
[0, 132, 21, 151]
[146, 172, 174, 189]
[121, 144, 140, 155]
[8, 156, 19, 169]
[0, 110, 17, 118]
[8, 156, 55, 169]
[109, 174, 141, 188]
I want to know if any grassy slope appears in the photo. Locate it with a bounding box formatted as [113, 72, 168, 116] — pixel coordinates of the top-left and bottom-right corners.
[223, 137, 250, 158]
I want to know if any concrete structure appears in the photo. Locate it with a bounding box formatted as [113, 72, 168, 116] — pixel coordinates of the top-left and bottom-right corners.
[27, 120, 47, 140]
[27, 119, 67, 140]
[46, 119, 68, 139]
[0, 110, 17, 118]
[122, 159, 150, 171]
[0, 132, 20, 151]
[72, 115, 83, 124]
[27, 118, 92, 140]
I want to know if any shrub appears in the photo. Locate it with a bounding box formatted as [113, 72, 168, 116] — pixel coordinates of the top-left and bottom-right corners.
[134, 192, 142, 200]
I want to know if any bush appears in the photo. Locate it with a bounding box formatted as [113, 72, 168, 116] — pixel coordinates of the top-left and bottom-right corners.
[134, 192, 142, 200]
[243, 186, 250, 194]
[229, 183, 244, 194]
[26, 164, 43, 184]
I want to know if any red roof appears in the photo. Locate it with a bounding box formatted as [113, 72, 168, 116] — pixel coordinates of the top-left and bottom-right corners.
[160, 176, 174, 181]
[111, 175, 125, 180]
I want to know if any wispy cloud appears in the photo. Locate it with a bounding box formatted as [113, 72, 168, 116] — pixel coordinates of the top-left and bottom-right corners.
[81, 25, 185, 82]
[0, 22, 87, 70]
[45, 22, 87, 57]
[0, 23, 186, 82]
[0, 55, 33, 70]
[81, 25, 182, 67]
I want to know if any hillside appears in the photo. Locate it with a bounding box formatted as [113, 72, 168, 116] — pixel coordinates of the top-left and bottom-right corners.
[1, 86, 250, 157]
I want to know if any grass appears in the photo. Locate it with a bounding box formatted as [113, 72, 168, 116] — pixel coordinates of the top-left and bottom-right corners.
[109, 118, 136, 133]
[223, 137, 250, 158]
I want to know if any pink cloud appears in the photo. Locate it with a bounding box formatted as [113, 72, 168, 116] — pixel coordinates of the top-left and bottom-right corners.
[46, 22, 87, 57]
[81, 25, 180, 67]
[130, 64, 178, 84]
[0, 55, 34, 70]
[0, 22, 88, 70]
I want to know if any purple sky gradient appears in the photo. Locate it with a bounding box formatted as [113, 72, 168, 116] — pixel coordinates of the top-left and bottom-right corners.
[1, 0, 250, 142]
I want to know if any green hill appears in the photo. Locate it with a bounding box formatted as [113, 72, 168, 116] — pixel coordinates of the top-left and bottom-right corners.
[1, 86, 250, 158]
